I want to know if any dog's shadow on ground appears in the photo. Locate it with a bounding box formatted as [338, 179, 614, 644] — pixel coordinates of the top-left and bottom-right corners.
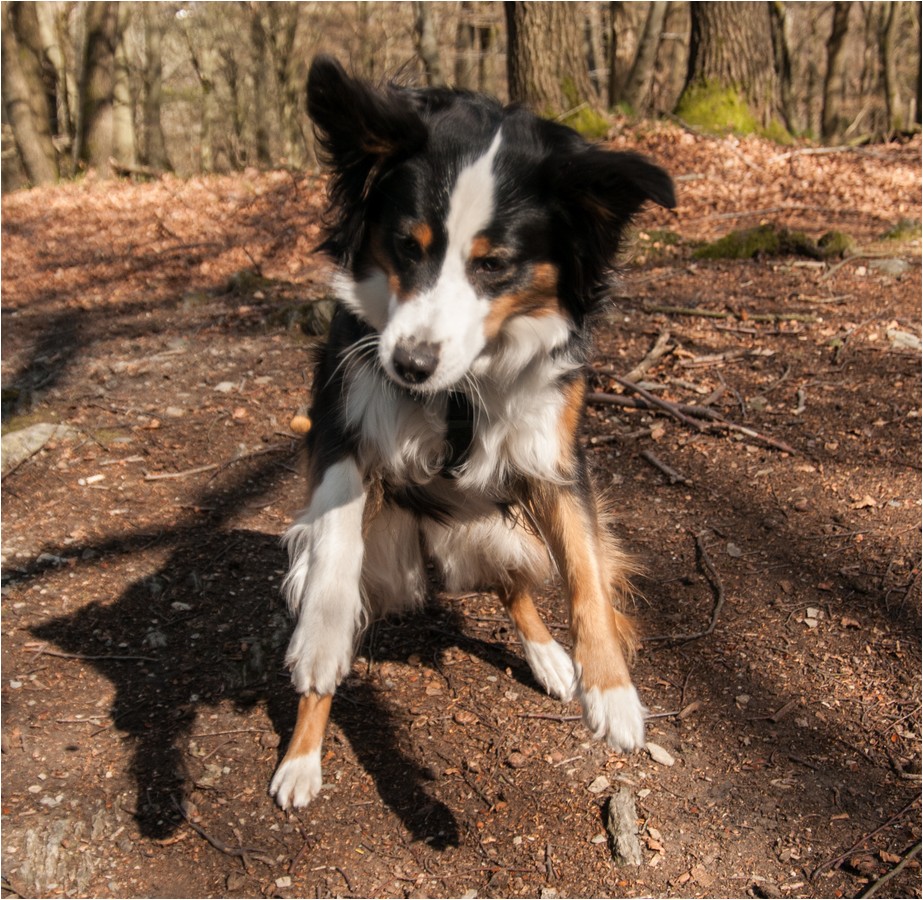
[29, 454, 541, 851]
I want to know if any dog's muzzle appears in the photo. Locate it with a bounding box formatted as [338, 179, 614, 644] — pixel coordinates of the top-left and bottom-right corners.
[392, 339, 441, 385]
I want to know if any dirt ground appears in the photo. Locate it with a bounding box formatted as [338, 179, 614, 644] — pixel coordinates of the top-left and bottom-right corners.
[2, 126, 920, 900]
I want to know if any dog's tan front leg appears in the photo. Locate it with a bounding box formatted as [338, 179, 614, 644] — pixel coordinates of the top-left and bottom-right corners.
[270, 692, 333, 809]
[528, 483, 645, 751]
[502, 587, 576, 701]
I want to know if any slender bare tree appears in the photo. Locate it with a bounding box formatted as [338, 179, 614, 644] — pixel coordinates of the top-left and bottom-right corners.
[621, 1, 669, 113]
[821, 1, 852, 142]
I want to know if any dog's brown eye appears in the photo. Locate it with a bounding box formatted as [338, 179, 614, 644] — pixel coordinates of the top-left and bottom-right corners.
[472, 256, 510, 275]
[394, 235, 423, 265]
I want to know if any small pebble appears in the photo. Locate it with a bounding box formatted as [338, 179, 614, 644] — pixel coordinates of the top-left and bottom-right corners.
[646, 741, 675, 767]
[587, 775, 610, 793]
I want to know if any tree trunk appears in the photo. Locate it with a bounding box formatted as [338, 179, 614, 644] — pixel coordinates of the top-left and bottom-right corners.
[111, 2, 135, 168]
[821, 1, 852, 142]
[677, 1, 781, 132]
[769, 0, 796, 132]
[141, 5, 170, 170]
[606, 1, 619, 108]
[413, 1, 445, 88]
[34, 1, 73, 144]
[276, 5, 313, 167]
[454, 1, 476, 90]
[2, 1, 59, 185]
[916, 3, 922, 127]
[621, 1, 669, 113]
[78, 1, 119, 176]
[880, 3, 902, 133]
[585, 4, 605, 98]
[505, 2, 599, 118]
[249, 6, 272, 165]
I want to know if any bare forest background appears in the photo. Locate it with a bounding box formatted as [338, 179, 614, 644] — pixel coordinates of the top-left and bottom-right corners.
[2, 1, 922, 192]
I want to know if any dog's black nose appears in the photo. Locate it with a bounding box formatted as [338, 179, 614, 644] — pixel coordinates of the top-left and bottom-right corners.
[392, 340, 440, 385]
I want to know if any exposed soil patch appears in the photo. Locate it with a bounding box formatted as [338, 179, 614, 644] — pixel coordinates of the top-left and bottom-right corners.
[2, 131, 920, 899]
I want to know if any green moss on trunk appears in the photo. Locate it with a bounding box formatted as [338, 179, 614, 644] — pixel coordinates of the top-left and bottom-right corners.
[676, 82, 790, 142]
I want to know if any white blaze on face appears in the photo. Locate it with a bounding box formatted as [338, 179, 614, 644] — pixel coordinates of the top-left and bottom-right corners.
[378, 131, 503, 391]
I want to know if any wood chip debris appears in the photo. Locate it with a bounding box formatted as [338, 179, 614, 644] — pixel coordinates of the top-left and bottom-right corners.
[606, 786, 642, 867]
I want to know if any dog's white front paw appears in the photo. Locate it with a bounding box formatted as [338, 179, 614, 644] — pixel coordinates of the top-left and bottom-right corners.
[521, 638, 577, 701]
[577, 682, 647, 752]
[269, 750, 323, 810]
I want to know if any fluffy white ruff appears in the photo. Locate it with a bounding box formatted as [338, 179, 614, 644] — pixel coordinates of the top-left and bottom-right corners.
[269, 749, 323, 810]
[520, 637, 576, 701]
[577, 681, 647, 752]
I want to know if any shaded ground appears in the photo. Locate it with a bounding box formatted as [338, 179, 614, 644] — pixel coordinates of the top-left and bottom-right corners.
[2, 128, 920, 899]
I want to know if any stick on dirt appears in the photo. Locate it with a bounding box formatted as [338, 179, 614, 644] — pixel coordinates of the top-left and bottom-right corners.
[645, 531, 727, 645]
[858, 840, 922, 898]
[640, 449, 690, 485]
[810, 796, 920, 881]
[623, 330, 674, 383]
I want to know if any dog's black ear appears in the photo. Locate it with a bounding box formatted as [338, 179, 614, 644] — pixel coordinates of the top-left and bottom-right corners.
[307, 55, 426, 185]
[557, 148, 675, 234]
[553, 148, 675, 307]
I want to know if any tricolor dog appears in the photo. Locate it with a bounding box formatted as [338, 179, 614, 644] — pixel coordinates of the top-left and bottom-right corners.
[270, 56, 675, 809]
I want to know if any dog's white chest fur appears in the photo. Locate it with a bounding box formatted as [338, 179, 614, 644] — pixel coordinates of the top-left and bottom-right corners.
[344, 344, 577, 493]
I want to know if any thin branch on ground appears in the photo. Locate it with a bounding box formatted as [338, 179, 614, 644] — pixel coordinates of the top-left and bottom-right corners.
[144, 463, 219, 481]
[640, 449, 690, 485]
[588, 377, 800, 455]
[622, 330, 674, 383]
[645, 531, 727, 646]
[810, 795, 921, 881]
[608, 374, 709, 432]
[517, 712, 582, 723]
[648, 305, 818, 324]
[173, 798, 272, 865]
[858, 839, 922, 898]
[23, 641, 157, 663]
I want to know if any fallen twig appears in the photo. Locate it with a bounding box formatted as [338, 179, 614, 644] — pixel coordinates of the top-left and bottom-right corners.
[649, 305, 817, 324]
[810, 795, 920, 881]
[623, 330, 674, 383]
[144, 463, 219, 481]
[587, 383, 799, 455]
[23, 641, 157, 663]
[609, 375, 708, 432]
[640, 449, 690, 485]
[645, 531, 727, 646]
[748, 698, 799, 722]
[707, 419, 800, 455]
[859, 840, 922, 898]
[173, 798, 271, 864]
[517, 712, 581, 723]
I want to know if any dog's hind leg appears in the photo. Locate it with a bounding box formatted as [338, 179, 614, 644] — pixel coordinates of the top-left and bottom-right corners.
[501, 587, 576, 701]
[272, 457, 367, 809]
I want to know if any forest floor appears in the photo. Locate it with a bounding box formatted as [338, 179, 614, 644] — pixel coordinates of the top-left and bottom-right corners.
[1, 125, 921, 900]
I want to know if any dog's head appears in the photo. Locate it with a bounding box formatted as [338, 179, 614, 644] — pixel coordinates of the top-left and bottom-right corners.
[308, 56, 675, 394]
